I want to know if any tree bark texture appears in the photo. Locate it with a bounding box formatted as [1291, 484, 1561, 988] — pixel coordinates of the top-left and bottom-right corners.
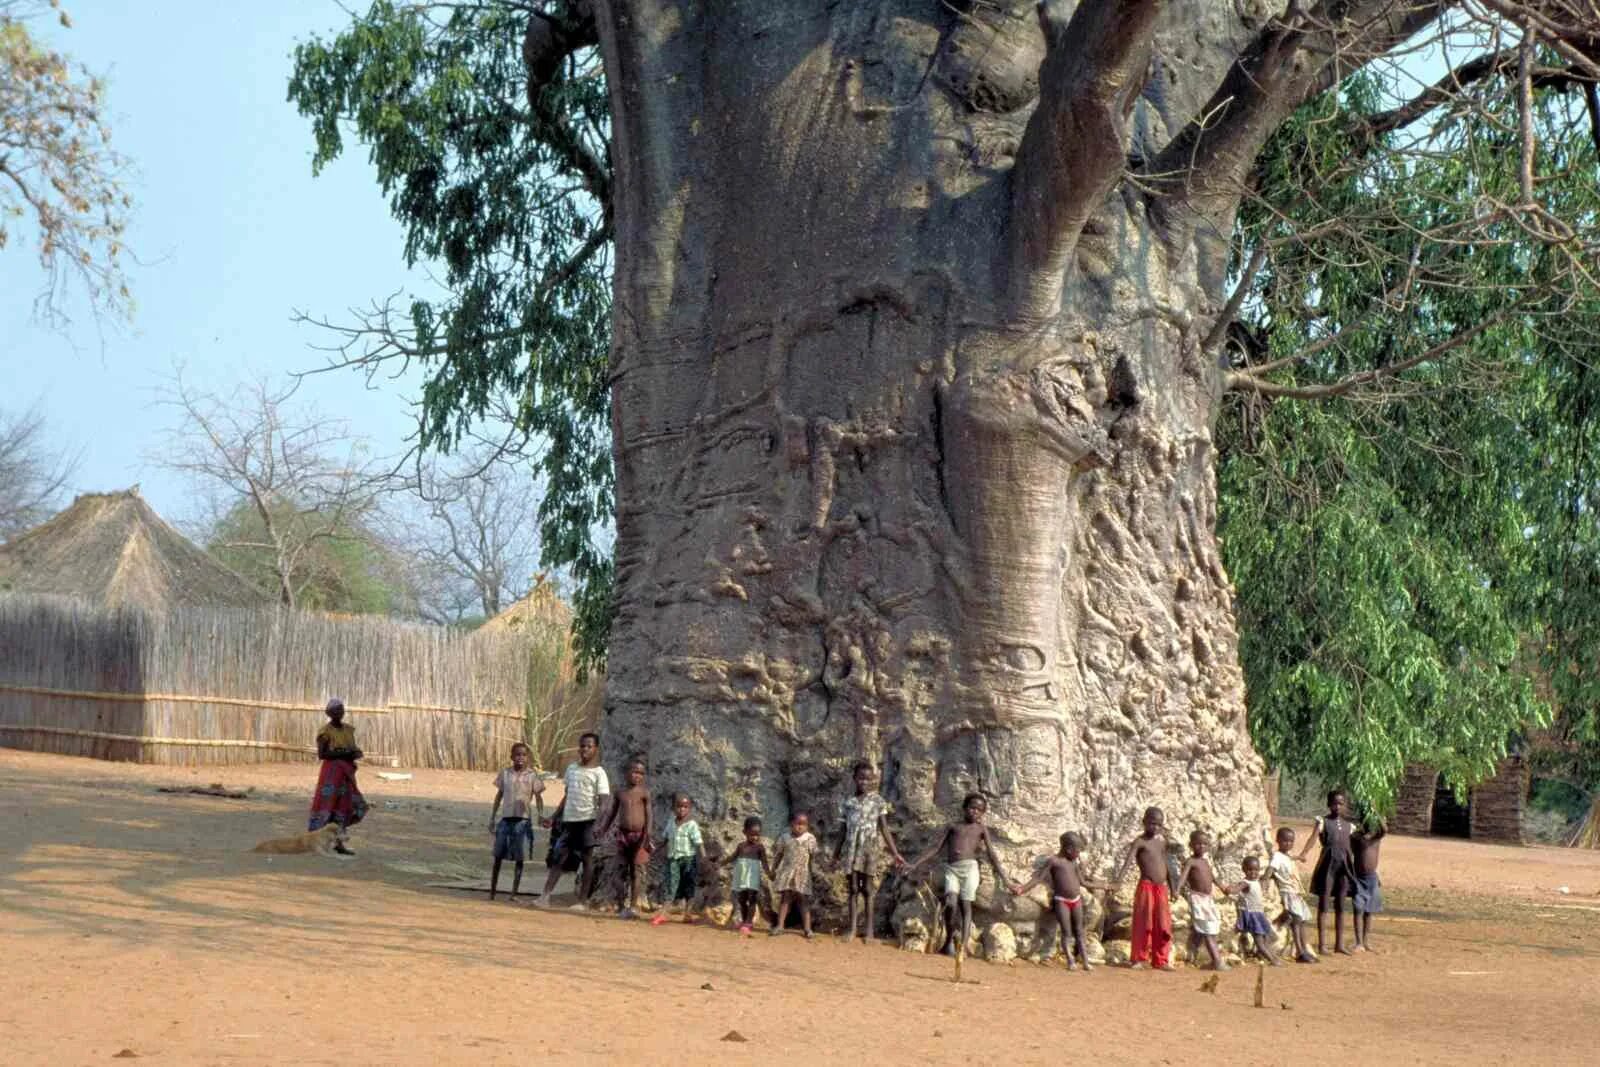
[593, 0, 1295, 927]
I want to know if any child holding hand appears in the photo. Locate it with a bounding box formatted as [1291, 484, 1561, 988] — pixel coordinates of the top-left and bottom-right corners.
[1225, 856, 1281, 965]
[1008, 831, 1104, 971]
[1178, 830, 1226, 971]
[652, 793, 706, 925]
[722, 816, 773, 936]
[770, 810, 820, 939]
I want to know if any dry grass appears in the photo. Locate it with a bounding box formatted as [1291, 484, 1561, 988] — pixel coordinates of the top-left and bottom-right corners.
[474, 579, 601, 771]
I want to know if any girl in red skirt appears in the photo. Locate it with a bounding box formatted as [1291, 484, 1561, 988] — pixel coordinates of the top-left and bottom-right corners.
[309, 698, 367, 856]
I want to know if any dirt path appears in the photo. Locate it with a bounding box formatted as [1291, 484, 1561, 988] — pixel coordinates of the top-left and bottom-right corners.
[1, 750, 1596, 1065]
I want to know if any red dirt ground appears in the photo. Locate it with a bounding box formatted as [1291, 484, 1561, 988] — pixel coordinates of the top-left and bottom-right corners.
[1, 749, 1596, 1065]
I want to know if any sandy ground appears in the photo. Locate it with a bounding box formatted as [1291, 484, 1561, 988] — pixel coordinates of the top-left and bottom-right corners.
[2, 750, 1598, 1065]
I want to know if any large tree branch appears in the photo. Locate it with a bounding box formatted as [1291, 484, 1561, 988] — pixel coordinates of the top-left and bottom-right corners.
[1364, 49, 1596, 136]
[1147, 0, 1455, 229]
[1007, 0, 1163, 319]
[523, 3, 611, 217]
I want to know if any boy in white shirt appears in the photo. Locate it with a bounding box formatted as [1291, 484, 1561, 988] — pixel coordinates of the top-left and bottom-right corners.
[537, 732, 610, 909]
[1264, 824, 1317, 963]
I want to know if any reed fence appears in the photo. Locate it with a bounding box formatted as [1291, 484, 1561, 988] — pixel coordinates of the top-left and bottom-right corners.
[0, 595, 541, 770]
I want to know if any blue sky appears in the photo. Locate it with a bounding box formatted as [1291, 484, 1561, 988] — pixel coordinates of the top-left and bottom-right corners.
[2, 2, 430, 525]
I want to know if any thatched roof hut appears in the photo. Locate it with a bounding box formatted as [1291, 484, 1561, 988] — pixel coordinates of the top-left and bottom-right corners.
[0, 489, 267, 610]
[476, 574, 573, 637]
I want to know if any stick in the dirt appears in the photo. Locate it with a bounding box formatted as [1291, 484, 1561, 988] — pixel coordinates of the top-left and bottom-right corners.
[1253, 963, 1265, 1008]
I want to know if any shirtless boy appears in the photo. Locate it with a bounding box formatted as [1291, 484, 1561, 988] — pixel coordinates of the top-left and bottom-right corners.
[1114, 807, 1178, 970]
[596, 757, 652, 918]
[1352, 816, 1387, 951]
[1009, 831, 1105, 971]
[900, 794, 1014, 957]
[1178, 830, 1226, 971]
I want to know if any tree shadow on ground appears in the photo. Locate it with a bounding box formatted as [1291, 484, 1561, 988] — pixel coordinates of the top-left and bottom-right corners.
[0, 760, 853, 992]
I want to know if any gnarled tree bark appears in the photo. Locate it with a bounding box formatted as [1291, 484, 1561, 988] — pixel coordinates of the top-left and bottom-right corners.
[589, 0, 1422, 936]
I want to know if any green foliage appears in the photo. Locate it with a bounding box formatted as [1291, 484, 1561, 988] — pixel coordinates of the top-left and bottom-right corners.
[288, 1, 612, 672]
[209, 501, 414, 616]
[1220, 67, 1600, 813]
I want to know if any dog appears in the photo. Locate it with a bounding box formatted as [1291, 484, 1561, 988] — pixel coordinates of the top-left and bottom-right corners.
[251, 824, 340, 856]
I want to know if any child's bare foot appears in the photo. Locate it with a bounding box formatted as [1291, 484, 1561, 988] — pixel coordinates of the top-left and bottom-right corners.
[863, 934, 877, 945]
[1267, 958, 1282, 967]
[1212, 962, 1230, 972]
[1296, 951, 1318, 964]
[1128, 961, 1148, 970]
[768, 925, 781, 937]
[1079, 961, 1094, 973]
[803, 930, 814, 940]
[1335, 945, 1354, 955]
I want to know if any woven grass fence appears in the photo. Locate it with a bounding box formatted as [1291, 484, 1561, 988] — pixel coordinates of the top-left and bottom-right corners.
[0, 595, 538, 770]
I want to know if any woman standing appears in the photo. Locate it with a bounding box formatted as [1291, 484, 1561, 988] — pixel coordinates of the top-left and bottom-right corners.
[309, 698, 367, 856]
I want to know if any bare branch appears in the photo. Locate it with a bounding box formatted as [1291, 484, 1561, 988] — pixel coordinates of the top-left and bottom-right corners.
[149, 369, 392, 609]
[1518, 25, 1537, 203]
[1224, 299, 1525, 400]
[1203, 242, 1270, 352]
[1007, 0, 1162, 318]
[0, 401, 78, 540]
[523, 3, 610, 216]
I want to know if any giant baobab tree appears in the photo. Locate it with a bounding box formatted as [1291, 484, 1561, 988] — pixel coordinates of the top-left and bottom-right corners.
[292, 0, 1600, 929]
[587, 0, 1600, 885]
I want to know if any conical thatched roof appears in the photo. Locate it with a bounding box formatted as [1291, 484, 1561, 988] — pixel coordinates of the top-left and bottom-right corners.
[476, 574, 573, 637]
[0, 489, 268, 609]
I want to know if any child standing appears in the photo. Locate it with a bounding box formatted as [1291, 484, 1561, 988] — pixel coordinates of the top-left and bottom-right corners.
[770, 810, 820, 938]
[1113, 806, 1176, 970]
[899, 793, 1015, 958]
[832, 761, 904, 944]
[1008, 831, 1105, 971]
[652, 793, 706, 925]
[1262, 825, 1316, 963]
[597, 757, 652, 918]
[1352, 816, 1387, 951]
[537, 732, 611, 909]
[722, 816, 772, 936]
[1113, 809, 1177, 966]
[487, 741, 545, 901]
[1296, 788, 1358, 954]
[1177, 830, 1226, 971]
[1225, 856, 1281, 965]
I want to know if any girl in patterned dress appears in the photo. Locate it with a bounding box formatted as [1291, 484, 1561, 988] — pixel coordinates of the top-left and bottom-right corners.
[831, 761, 904, 943]
[769, 810, 818, 938]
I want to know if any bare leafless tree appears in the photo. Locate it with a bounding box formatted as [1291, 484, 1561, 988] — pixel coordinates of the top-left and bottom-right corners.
[150, 370, 387, 609]
[381, 443, 543, 625]
[0, 401, 77, 540]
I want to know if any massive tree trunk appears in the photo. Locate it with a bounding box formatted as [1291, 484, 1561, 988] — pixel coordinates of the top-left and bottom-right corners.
[591, 0, 1393, 931]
